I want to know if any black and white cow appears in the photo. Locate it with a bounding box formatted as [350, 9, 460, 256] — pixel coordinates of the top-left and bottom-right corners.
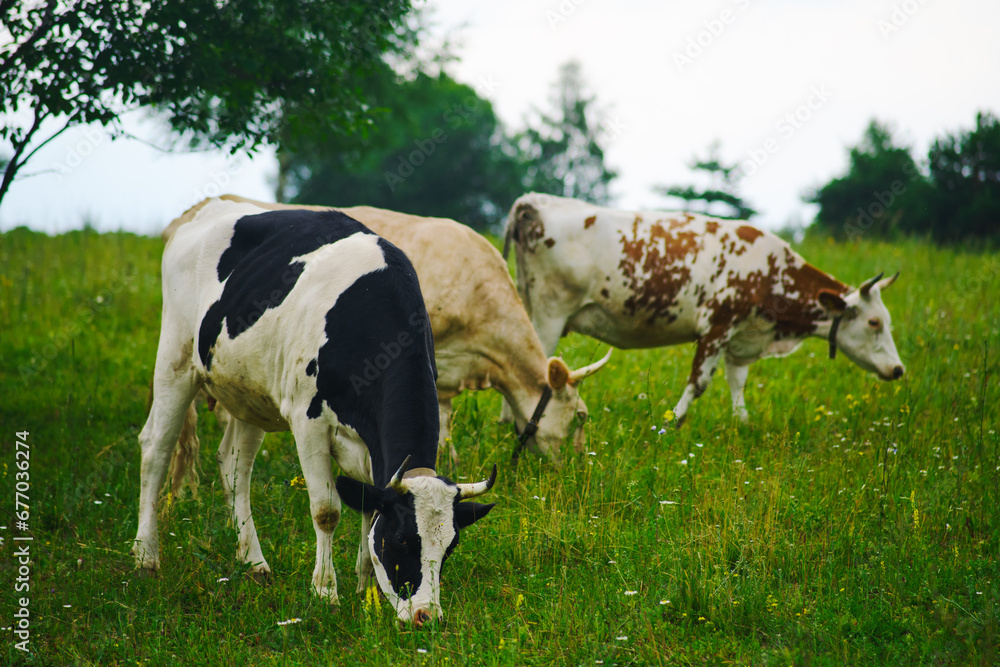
[133, 199, 496, 625]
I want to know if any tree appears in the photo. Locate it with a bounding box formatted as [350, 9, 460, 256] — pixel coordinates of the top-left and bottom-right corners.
[516, 61, 617, 204]
[926, 111, 1000, 241]
[0, 0, 414, 210]
[283, 69, 524, 231]
[653, 141, 756, 219]
[806, 121, 931, 240]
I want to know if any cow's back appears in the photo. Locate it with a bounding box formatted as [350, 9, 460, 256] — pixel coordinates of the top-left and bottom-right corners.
[509, 193, 807, 349]
[170, 201, 438, 466]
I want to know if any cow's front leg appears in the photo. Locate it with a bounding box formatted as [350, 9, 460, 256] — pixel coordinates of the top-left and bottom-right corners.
[724, 357, 751, 423]
[291, 417, 341, 605]
[438, 397, 459, 466]
[673, 328, 730, 425]
[216, 417, 269, 574]
[355, 510, 375, 594]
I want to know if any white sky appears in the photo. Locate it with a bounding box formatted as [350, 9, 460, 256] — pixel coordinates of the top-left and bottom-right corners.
[3, 0, 999, 235]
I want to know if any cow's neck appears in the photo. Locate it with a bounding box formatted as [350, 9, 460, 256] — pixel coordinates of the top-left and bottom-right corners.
[494, 355, 552, 426]
[775, 259, 849, 340]
[440, 326, 552, 426]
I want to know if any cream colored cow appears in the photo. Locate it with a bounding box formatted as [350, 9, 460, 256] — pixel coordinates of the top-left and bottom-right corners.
[162, 194, 610, 486]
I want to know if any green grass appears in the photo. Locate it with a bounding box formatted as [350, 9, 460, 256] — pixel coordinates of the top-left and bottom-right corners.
[1, 226, 998, 665]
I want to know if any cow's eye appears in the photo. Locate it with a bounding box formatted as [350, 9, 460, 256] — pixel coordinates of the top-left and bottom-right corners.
[576, 410, 588, 423]
[868, 318, 880, 328]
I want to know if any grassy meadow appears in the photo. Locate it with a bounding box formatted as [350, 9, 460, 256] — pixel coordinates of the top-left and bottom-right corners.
[1, 225, 998, 665]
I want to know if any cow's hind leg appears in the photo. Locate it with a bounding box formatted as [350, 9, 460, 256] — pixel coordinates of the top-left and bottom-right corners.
[216, 417, 269, 574]
[291, 416, 341, 604]
[672, 328, 730, 425]
[724, 357, 751, 423]
[134, 357, 201, 570]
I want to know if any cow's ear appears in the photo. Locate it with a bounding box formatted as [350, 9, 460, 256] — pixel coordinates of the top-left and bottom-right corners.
[455, 501, 495, 528]
[818, 289, 847, 315]
[336, 476, 385, 514]
[548, 357, 571, 390]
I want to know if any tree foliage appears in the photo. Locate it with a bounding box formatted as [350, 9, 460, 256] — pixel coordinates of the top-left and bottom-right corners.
[808, 121, 929, 241]
[284, 68, 523, 231]
[926, 112, 1000, 241]
[516, 60, 617, 205]
[808, 115, 1000, 243]
[285, 59, 619, 231]
[653, 141, 757, 220]
[0, 0, 413, 208]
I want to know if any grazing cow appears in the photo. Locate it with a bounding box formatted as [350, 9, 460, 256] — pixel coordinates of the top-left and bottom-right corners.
[504, 193, 905, 424]
[163, 195, 611, 464]
[134, 199, 496, 625]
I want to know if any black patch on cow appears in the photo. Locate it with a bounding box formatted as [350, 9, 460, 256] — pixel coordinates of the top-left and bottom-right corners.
[197, 208, 438, 486]
[305, 237, 438, 485]
[198, 209, 374, 370]
[371, 498, 426, 600]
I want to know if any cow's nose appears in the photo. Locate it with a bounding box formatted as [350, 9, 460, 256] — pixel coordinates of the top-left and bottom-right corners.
[892, 365, 904, 379]
[413, 608, 432, 627]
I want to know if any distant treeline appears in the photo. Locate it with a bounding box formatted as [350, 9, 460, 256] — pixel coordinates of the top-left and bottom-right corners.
[808, 113, 1000, 244]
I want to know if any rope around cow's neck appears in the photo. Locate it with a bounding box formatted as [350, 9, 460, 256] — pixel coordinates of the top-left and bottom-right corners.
[828, 314, 844, 359]
[511, 385, 554, 464]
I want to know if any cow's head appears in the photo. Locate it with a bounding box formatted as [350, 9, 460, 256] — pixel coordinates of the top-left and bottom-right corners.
[336, 458, 496, 626]
[818, 272, 905, 381]
[519, 349, 612, 461]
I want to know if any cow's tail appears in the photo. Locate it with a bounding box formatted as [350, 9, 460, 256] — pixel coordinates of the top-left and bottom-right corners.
[503, 197, 541, 261]
[163, 400, 202, 501]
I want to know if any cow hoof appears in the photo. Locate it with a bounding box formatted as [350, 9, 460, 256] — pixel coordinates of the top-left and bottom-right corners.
[249, 570, 273, 585]
[314, 586, 340, 605]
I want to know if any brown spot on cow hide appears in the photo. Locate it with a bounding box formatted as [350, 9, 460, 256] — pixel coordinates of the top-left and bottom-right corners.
[782, 258, 846, 306]
[584, 215, 596, 229]
[618, 216, 699, 321]
[736, 225, 764, 244]
[705, 221, 719, 234]
[513, 203, 546, 252]
[314, 505, 341, 533]
[600, 288, 610, 299]
[544, 238, 556, 248]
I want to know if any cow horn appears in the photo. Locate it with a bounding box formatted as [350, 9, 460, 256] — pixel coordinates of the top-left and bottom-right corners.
[388, 455, 412, 493]
[568, 348, 613, 385]
[876, 271, 899, 291]
[859, 272, 884, 298]
[456, 464, 497, 499]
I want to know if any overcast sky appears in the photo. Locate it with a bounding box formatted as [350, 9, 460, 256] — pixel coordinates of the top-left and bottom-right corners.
[3, 0, 999, 235]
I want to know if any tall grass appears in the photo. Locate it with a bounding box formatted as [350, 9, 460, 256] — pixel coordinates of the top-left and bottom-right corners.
[1, 227, 997, 665]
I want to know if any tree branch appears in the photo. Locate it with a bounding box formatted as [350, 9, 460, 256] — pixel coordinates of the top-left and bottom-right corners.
[0, 0, 62, 81]
[0, 108, 43, 207]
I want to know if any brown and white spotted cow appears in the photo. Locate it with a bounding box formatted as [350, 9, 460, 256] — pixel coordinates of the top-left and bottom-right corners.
[163, 195, 610, 469]
[504, 193, 905, 424]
